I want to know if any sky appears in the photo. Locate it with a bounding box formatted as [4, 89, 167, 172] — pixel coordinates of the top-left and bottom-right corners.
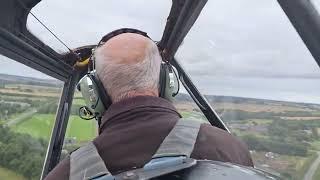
[1, 0, 320, 104]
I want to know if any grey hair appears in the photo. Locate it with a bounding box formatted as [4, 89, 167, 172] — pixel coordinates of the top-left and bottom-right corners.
[95, 41, 162, 102]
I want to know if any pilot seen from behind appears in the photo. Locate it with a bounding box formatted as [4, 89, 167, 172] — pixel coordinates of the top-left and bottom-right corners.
[45, 31, 253, 180]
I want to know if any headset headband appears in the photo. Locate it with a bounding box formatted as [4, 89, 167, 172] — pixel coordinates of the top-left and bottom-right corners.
[97, 28, 151, 47]
[90, 28, 152, 71]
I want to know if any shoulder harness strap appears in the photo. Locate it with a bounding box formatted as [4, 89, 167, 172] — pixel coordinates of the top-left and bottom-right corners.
[143, 119, 202, 171]
[70, 141, 111, 180]
[153, 119, 202, 158]
[69, 119, 202, 179]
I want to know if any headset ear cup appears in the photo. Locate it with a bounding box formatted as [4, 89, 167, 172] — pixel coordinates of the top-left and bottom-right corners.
[170, 65, 180, 97]
[77, 73, 112, 119]
[89, 73, 112, 111]
[77, 74, 102, 116]
[159, 63, 179, 101]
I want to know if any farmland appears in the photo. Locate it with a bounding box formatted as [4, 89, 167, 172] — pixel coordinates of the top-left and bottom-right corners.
[313, 163, 320, 180]
[0, 167, 26, 180]
[176, 93, 320, 180]
[1, 74, 320, 179]
[12, 114, 96, 141]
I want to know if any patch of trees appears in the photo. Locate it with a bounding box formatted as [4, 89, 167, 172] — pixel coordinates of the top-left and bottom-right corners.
[0, 80, 4, 88]
[241, 135, 308, 156]
[0, 103, 25, 120]
[217, 110, 280, 121]
[276, 111, 317, 117]
[216, 109, 320, 122]
[268, 119, 320, 142]
[205, 95, 248, 104]
[0, 96, 32, 104]
[37, 102, 58, 114]
[0, 97, 62, 120]
[23, 81, 62, 88]
[0, 125, 47, 179]
[0, 92, 33, 98]
[239, 119, 320, 157]
[292, 119, 320, 128]
[36, 101, 83, 116]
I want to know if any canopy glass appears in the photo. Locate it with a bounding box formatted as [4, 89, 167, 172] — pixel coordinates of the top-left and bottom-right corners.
[176, 0, 320, 178]
[21, 0, 320, 179]
[27, 0, 171, 52]
[176, 0, 320, 104]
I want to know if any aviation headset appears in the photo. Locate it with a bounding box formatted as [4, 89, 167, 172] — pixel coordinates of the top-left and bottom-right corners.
[77, 28, 180, 122]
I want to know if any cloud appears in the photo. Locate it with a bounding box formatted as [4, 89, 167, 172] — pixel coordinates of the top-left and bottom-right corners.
[1, 0, 320, 103]
[28, 0, 171, 49]
[176, 0, 320, 80]
[0, 55, 53, 79]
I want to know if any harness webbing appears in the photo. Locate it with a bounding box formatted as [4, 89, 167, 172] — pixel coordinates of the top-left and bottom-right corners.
[152, 120, 201, 159]
[69, 119, 202, 180]
[70, 142, 110, 180]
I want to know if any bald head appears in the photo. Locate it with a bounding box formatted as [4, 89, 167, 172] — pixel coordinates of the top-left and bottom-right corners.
[95, 32, 162, 103]
[98, 33, 151, 64]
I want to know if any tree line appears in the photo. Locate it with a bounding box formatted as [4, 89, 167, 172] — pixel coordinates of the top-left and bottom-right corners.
[241, 135, 308, 156]
[0, 103, 26, 120]
[268, 119, 319, 142]
[36, 102, 83, 116]
[217, 109, 320, 122]
[0, 125, 47, 180]
[239, 119, 320, 157]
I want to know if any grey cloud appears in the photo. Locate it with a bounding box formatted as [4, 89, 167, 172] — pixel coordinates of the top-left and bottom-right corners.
[1, 0, 320, 103]
[29, 0, 171, 49]
[0, 55, 53, 79]
[176, 0, 320, 80]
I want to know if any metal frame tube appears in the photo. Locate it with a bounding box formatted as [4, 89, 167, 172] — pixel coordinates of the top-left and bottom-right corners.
[0, 28, 72, 81]
[278, 0, 320, 68]
[40, 72, 79, 179]
[159, 0, 208, 61]
[172, 58, 230, 132]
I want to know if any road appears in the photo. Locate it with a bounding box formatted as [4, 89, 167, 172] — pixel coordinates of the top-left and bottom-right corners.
[304, 151, 320, 180]
[5, 108, 37, 126]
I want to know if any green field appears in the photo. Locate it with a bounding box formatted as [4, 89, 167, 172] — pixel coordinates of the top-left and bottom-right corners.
[244, 119, 273, 125]
[65, 115, 97, 142]
[311, 141, 320, 151]
[180, 111, 208, 123]
[13, 114, 97, 142]
[313, 163, 320, 180]
[293, 152, 317, 180]
[180, 111, 193, 117]
[13, 114, 54, 139]
[0, 167, 26, 180]
[72, 98, 85, 105]
[2, 79, 320, 180]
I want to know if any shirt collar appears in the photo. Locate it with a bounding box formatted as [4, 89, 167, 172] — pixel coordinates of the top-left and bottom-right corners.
[99, 96, 181, 132]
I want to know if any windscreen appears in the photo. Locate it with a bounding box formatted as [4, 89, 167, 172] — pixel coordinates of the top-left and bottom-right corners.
[24, 0, 320, 179]
[27, 0, 171, 53]
[176, 0, 320, 179]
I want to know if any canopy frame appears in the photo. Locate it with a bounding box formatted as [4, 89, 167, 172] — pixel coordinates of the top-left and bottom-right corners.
[0, 0, 320, 178]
